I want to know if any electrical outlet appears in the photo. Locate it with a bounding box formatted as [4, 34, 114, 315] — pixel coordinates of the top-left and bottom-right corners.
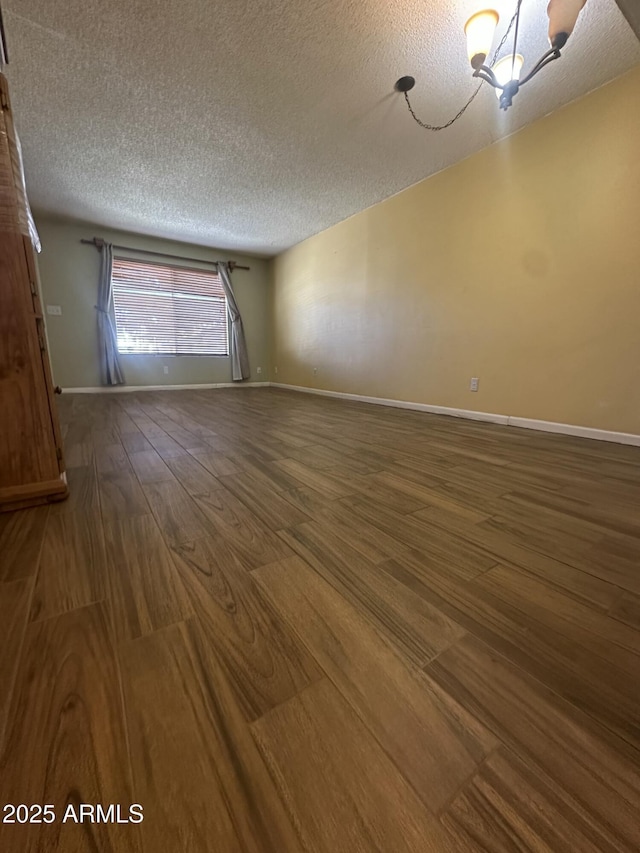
[470, 377, 479, 392]
[257, 366, 262, 374]
[274, 366, 278, 374]
[313, 367, 318, 375]
[46, 305, 62, 316]
[163, 365, 169, 375]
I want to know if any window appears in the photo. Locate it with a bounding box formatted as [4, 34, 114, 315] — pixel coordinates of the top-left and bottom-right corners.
[111, 258, 228, 356]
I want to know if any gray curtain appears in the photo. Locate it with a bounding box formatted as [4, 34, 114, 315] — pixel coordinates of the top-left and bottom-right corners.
[218, 261, 250, 381]
[96, 242, 125, 385]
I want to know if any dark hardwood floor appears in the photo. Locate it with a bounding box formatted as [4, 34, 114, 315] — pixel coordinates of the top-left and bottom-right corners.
[1, 387, 640, 852]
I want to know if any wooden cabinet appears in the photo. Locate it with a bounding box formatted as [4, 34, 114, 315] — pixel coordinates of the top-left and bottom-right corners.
[0, 72, 67, 512]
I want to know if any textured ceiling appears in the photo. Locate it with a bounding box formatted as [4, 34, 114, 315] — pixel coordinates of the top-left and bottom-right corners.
[4, 0, 640, 255]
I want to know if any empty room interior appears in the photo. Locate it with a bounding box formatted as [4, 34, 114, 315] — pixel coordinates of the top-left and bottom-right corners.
[2, 0, 640, 850]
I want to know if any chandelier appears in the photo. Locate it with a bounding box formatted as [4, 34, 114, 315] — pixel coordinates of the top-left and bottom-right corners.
[396, 0, 588, 126]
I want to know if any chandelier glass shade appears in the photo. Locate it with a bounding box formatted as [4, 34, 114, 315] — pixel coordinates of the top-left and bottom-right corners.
[547, 0, 587, 46]
[492, 53, 524, 99]
[464, 10, 500, 69]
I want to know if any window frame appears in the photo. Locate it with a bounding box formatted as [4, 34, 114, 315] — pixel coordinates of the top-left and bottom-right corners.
[110, 256, 230, 358]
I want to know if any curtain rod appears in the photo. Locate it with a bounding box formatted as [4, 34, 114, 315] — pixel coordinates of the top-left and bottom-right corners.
[80, 237, 250, 271]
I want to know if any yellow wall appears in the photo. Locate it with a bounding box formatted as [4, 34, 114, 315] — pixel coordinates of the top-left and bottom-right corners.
[272, 67, 640, 435]
[36, 217, 271, 389]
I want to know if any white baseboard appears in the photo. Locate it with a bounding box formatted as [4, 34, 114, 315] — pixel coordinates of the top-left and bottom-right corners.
[271, 383, 640, 447]
[270, 382, 509, 424]
[63, 381, 269, 393]
[62, 380, 640, 447]
[506, 417, 640, 446]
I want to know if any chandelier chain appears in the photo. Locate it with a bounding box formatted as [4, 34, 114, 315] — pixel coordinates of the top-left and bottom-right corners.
[404, 3, 520, 132]
[511, 0, 524, 78]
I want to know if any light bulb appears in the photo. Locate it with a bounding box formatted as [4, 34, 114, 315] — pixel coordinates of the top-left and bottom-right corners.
[492, 54, 524, 98]
[464, 10, 500, 70]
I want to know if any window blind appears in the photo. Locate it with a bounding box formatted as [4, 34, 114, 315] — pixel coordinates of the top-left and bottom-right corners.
[111, 258, 229, 356]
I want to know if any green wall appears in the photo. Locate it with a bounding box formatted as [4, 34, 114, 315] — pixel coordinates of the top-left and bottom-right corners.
[36, 216, 271, 389]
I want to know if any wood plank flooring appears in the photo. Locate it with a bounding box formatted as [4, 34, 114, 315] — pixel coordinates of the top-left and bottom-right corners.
[1, 386, 639, 851]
